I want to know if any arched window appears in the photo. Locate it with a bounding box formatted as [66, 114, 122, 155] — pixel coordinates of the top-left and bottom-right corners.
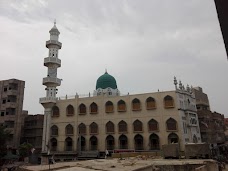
[118, 120, 127, 133]
[106, 121, 114, 133]
[90, 136, 98, 150]
[168, 133, 179, 144]
[105, 101, 114, 113]
[133, 120, 143, 132]
[193, 135, 198, 143]
[166, 118, 177, 131]
[65, 137, 73, 151]
[134, 134, 144, 150]
[90, 102, 98, 114]
[78, 123, 86, 135]
[90, 122, 98, 134]
[77, 136, 86, 151]
[50, 138, 57, 151]
[51, 125, 58, 136]
[149, 133, 160, 150]
[65, 124, 74, 135]
[119, 135, 128, 149]
[164, 95, 174, 108]
[146, 97, 156, 109]
[117, 100, 126, 112]
[106, 135, 115, 150]
[132, 98, 141, 111]
[52, 106, 60, 117]
[79, 103, 86, 114]
[148, 119, 159, 132]
[66, 105, 74, 116]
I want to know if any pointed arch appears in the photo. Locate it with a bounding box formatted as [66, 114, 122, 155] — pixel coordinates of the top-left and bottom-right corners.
[134, 134, 144, 150]
[66, 104, 74, 116]
[148, 119, 159, 132]
[132, 98, 141, 111]
[105, 101, 114, 113]
[118, 120, 127, 133]
[117, 100, 126, 112]
[106, 135, 115, 150]
[149, 133, 160, 150]
[166, 118, 177, 131]
[50, 138, 57, 151]
[90, 122, 98, 134]
[65, 137, 73, 151]
[193, 134, 198, 143]
[133, 120, 143, 132]
[164, 95, 174, 108]
[52, 106, 59, 117]
[90, 102, 98, 114]
[51, 125, 58, 136]
[146, 97, 156, 109]
[78, 123, 86, 135]
[119, 135, 128, 149]
[168, 133, 179, 144]
[65, 124, 74, 135]
[79, 103, 86, 114]
[106, 121, 114, 133]
[90, 136, 98, 150]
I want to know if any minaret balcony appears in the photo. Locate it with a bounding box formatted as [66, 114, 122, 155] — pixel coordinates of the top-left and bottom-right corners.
[44, 57, 61, 67]
[39, 97, 57, 104]
[46, 40, 62, 49]
[43, 77, 61, 86]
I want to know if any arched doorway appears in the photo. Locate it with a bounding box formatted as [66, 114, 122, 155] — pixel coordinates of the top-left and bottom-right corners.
[134, 134, 144, 150]
[168, 133, 179, 144]
[119, 135, 128, 149]
[149, 133, 160, 150]
[65, 137, 73, 151]
[90, 136, 98, 150]
[106, 135, 115, 150]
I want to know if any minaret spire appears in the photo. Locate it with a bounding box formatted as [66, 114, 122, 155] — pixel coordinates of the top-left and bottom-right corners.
[39, 22, 62, 164]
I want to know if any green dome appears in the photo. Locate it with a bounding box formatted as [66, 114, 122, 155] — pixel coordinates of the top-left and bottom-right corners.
[96, 72, 117, 90]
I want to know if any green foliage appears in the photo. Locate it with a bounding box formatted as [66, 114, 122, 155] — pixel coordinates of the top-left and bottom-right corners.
[0, 125, 12, 157]
[19, 142, 33, 158]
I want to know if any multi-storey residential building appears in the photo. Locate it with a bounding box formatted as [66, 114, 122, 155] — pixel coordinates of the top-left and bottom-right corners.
[21, 114, 44, 163]
[0, 79, 26, 148]
[39, 23, 202, 162]
[193, 87, 225, 145]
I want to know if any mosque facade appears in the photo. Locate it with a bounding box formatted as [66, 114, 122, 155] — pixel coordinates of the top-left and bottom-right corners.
[40, 23, 201, 161]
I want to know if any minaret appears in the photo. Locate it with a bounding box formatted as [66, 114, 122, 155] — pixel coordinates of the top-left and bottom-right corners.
[39, 21, 62, 163]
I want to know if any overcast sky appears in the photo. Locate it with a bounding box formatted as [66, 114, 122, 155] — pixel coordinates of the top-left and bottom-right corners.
[0, 0, 227, 116]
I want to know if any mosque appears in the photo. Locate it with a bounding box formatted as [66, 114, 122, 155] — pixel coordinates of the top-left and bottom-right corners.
[40, 23, 201, 162]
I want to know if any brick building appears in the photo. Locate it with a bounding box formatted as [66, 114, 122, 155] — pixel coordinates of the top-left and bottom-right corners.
[193, 87, 225, 145]
[21, 114, 44, 163]
[0, 79, 27, 149]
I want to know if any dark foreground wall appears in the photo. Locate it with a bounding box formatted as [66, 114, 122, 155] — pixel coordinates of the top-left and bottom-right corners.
[214, 0, 228, 58]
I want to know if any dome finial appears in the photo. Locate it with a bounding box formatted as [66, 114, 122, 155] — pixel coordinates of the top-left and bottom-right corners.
[105, 68, 108, 74]
[54, 19, 56, 25]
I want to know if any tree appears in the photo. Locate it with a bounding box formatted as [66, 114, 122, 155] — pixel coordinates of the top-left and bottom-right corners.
[19, 142, 33, 159]
[0, 125, 12, 157]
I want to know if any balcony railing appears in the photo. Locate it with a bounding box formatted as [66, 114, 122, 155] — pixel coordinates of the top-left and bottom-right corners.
[44, 57, 61, 67]
[5, 102, 17, 108]
[39, 97, 57, 104]
[7, 90, 18, 96]
[43, 77, 61, 86]
[46, 40, 62, 49]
